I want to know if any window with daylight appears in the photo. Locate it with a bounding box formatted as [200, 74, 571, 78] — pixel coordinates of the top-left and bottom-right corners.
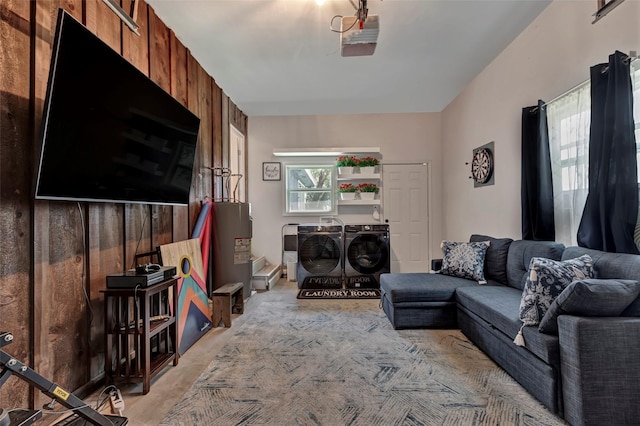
[285, 164, 335, 214]
[548, 59, 640, 246]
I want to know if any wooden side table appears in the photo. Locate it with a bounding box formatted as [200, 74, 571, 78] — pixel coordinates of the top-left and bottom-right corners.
[103, 278, 179, 394]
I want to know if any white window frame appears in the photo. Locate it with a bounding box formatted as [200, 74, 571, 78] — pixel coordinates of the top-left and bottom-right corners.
[284, 163, 336, 215]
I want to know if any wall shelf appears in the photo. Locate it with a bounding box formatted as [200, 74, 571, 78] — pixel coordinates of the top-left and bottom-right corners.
[338, 199, 381, 206]
[337, 173, 381, 180]
[334, 152, 382, 210]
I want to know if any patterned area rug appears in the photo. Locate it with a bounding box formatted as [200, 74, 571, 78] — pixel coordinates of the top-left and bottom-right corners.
[161, 292, 565, 426]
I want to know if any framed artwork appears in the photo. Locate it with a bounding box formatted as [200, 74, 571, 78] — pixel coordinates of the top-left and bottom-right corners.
[263, 162, 281, 181]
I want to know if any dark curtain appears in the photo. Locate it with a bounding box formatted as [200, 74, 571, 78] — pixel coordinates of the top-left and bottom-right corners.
[577, 51, 639, 254]
[522, 99, 555, 241]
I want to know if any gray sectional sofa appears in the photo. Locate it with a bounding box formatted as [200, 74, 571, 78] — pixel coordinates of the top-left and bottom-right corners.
[380, 236, 640, 426]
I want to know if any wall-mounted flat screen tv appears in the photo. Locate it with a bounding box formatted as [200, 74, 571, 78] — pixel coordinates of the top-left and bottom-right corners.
[35, 9, 200, 206]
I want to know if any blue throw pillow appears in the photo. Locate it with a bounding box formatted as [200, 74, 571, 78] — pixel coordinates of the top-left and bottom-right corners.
[519, 254, 594, 326]
[469, 234, 513, 284]
[538, 279, 640, 334]
[440, 240, 490, 282]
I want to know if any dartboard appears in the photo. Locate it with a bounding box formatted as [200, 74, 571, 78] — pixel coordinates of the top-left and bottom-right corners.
[471, 148, 493, 184]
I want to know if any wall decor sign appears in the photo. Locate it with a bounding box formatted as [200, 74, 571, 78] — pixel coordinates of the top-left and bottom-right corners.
[471, 141, 495, 188]
[262, 162, 281, 181]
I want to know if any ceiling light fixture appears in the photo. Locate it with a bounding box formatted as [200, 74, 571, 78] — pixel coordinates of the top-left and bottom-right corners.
[330, 0, 380, 57]
[273, 147, 381, 157]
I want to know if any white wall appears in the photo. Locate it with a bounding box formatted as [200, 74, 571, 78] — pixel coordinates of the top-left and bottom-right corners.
[441, 0, 640, 241]
[248, 113, 441, 266]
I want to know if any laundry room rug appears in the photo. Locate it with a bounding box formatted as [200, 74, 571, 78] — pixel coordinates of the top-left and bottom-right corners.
[297, 288, 381, 299]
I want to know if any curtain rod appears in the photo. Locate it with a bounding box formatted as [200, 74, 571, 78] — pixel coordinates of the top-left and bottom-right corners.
[532, 56, 638, 112]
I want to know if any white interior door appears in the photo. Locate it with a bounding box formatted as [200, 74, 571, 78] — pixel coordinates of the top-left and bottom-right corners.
[229, 125, 245, 202]
[382, 163, 430, 272]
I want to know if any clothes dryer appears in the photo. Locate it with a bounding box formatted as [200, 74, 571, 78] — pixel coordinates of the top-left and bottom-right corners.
[297, 224, 343, 289]
[343, 224, 390, 288]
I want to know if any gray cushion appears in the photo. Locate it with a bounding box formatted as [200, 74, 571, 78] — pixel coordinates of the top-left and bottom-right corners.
[563, 246, 640, 280]
[455, 286, 559, 365]
[456, 285, 523, 338]
[506, 240, 565, 290]
[538, 279, 640, 334]
[470, 234, 513, 285]
[519, 254, 594, 326]
[440, 240, 489, 281]
[379, 273, 477, 303]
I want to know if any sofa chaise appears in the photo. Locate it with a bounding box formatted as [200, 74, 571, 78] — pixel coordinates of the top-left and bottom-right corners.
[380, 235, 640, 426]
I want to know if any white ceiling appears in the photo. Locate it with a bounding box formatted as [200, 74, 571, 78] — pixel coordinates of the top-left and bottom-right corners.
[146, 0, 551, 116]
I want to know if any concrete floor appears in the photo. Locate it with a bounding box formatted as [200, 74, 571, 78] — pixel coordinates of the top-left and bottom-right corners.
[82, 278, 294, 426]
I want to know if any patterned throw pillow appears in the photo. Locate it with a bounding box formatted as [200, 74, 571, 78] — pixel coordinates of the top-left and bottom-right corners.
[440, 240, 490, 282]
[519, 254, 594, 326]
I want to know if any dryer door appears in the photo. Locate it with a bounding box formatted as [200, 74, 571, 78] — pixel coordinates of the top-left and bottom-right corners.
[298, 234, 341, 274]
[346, 234, 389, 274]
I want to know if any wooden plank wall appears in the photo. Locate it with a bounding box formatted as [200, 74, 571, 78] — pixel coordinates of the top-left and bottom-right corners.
[0, 0, 33, 408]
[0, 0, 247, 411]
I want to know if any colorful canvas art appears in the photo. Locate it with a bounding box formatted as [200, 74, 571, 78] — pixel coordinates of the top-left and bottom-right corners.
[160, 234, 211, 355]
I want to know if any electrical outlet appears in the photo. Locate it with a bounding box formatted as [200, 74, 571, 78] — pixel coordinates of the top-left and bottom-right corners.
[109, 389, 125, 416]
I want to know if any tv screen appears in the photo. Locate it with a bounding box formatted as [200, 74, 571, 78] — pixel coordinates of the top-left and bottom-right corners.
[35, 9, 200, 206]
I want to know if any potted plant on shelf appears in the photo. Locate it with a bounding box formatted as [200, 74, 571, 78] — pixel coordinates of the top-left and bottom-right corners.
[358, 156, 379, 174]
[336, 156, 359, 175]
[357, 182, 379, 200]
[337, 183, 357, 200]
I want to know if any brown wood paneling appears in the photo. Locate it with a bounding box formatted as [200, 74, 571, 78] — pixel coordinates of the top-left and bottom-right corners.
[148, 6, 169, 90]
[32, 0, 88, 405]
[122, 0, 149, 75]
[120, 0, 151, 270]
[124, 204, 151, 270]
[84, 0, 126, 385]
[187, 53, 202, 228]
[148, 6, 173, 248]
[169, 31, 188, 107]
[1, 0, 245, 410]
[229, 99, 246, 134]
[86, 202, 123, 381]
[186, 55, 214, 228]
[0, 0, 33, 409]
[212, 81, 223, 200]
[198, 66, 213, 203]
[170, 30, 189, 242]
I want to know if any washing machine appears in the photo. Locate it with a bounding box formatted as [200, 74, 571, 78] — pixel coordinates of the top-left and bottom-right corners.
[343, 224, 390, 288]
[297, 224, 344, 289]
